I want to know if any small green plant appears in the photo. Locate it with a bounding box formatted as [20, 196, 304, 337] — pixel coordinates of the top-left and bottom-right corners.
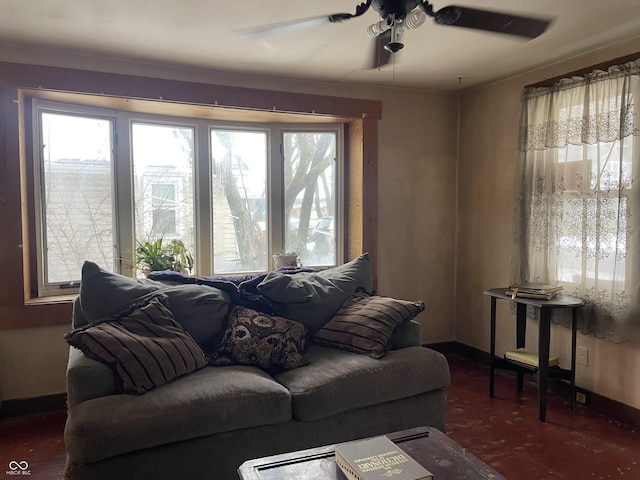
[136, 238, 194, 275]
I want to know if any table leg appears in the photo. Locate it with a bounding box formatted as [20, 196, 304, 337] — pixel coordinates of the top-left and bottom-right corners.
[490, 297, 497, 398]
[516, 303, 527, 392]
[570, 308, 578, 412]
[538, 307, 551, 422]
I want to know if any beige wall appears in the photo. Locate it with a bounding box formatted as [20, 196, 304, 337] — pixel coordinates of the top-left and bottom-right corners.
[0, 326, 70, 400]
[456, 36, 640, 410]
[375, 91, 458, 344]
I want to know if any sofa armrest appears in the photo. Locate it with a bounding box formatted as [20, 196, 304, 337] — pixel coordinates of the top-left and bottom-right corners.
[66, 347, 119, 407]
[391, 319, 422, 349]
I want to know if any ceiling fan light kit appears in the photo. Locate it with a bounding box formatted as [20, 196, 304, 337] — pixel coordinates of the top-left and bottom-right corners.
[239, 0, 552, 69]
[366, 9, 426, 38]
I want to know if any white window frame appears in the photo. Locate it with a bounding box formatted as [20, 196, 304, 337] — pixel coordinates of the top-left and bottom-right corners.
[33, 101, 119, 297]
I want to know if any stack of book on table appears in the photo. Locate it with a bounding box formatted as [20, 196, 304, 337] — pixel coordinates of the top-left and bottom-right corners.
[335, 435, 433, 480]
[504, 348, 560, 368]
[505, 283, 564, 300]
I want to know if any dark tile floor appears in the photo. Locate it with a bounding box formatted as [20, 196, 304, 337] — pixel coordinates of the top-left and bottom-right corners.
[445, 353, 640, 479]
[0, 353, 638, 479]
[0, 409, 66, 479]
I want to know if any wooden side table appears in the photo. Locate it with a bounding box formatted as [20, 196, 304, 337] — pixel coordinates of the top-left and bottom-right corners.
[483, 288, 585, 422]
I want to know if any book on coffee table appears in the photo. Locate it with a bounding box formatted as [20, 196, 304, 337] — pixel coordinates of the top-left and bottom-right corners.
[335, 435, 433, 480]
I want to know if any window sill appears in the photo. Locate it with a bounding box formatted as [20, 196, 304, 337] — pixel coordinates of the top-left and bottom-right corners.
[25, 293, 77, 306]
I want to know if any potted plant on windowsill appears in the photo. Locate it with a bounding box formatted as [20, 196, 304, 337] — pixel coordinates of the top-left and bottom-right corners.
[135, 238, 194, 276]
[272, 250, 300, 269]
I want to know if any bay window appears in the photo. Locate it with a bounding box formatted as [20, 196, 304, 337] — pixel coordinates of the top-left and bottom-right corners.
[33, 99, 343, 297]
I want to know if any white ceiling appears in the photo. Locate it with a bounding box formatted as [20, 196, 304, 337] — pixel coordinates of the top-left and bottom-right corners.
[1, 0, 639, 90]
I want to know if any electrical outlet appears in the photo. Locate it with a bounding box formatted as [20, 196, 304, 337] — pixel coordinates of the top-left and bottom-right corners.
[576, 392, 587, 404]
[577, 346, 589, 366]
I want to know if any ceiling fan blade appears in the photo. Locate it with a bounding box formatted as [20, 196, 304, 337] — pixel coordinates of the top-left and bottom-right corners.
[234, 15, 335, 37]
[370, 29, 393, 69]
[433, 6, 551, 39]
[235, 2, 372, 37]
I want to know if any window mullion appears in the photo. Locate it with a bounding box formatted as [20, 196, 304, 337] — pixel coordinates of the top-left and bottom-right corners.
[268, 126, 285, 256]
[115, 112, 134, 276]
[196, 120, 212, 276]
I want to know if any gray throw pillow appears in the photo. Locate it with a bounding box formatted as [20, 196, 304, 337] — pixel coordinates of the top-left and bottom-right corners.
[256, 253, 373, 334]
[313, 292, 425, 358]
[78, 262, 232, 351]
[79, 261, 160, 323]
[159, 284, 232, 352]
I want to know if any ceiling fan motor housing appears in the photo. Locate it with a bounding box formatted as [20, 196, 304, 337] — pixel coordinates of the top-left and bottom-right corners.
[371, 0, 421, 20]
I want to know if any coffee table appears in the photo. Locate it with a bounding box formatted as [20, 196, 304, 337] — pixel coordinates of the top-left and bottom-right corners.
[238, 426, 505, 479]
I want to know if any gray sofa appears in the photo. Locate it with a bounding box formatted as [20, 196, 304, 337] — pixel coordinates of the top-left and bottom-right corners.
[64, 255, 450, 480]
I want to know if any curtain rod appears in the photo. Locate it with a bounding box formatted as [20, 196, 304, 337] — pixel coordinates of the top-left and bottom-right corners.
[526, 51, 640, 88]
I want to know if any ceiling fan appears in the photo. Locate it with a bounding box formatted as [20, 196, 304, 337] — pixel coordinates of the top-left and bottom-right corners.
[237, 0, 552, 69]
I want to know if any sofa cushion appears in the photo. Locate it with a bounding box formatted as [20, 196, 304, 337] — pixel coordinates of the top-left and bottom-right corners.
[79, 261, 161, 324]
[211, 306, 308, 373]
[272, 345, 450, 422]
[65, 365, 292, 464]
[256, 253, 373, 334]
[159, 284, 232, 351]
[313, 293, 425, 358]
[65, 296, 208, 394]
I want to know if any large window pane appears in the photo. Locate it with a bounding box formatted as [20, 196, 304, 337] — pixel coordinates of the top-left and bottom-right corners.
[555, 138, 631, 290]
[132, 123, 195, 272]
[283, 131, 337, 267]
[40, 112, 114, 284]
[210, 129, 268, 273]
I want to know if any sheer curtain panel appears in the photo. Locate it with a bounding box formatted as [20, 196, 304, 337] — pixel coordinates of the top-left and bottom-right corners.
[511, 58, 640, 342]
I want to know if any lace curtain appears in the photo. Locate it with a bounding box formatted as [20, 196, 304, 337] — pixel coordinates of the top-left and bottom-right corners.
[511, 58, 640, 342]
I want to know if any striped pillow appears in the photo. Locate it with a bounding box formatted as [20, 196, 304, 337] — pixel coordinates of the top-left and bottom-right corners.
[65, 295, 208, 394]
[313, 293, 425, 358]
